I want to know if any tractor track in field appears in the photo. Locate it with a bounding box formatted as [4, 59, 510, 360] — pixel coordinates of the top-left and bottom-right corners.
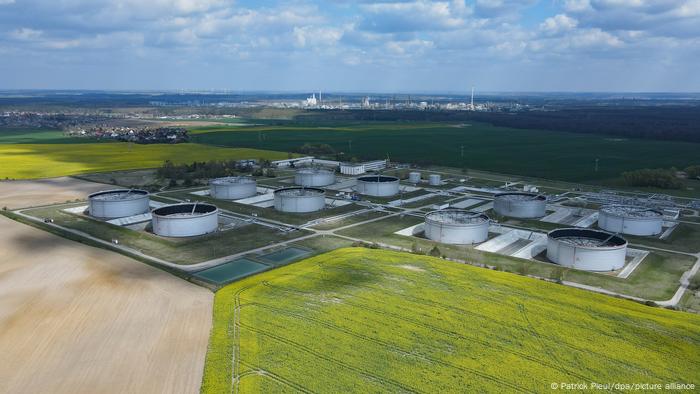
[263, 271, 695, 373]
[259, 279, 679, 381]
[258, 282, 604, 386]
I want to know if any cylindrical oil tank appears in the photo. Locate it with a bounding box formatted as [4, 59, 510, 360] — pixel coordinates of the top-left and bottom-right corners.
[152, 203, 219, 237]
[356, 175, 400, 197]
[210, 176, 257, 200]
[547, 228, 627, 271]
[88, 189, 150, 219]
[294, 168, 336, 187]
[598, 205, 663, 236]
[424, 210, 490, 244]
[493, 192, 547, 218]
[408, 172, 421, 183]
[274, 187, 326, 213]
[428, 174, 441, 186]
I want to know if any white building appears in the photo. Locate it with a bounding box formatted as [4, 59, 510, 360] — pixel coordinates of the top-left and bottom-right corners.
[340, 159, 388, 175]
[304, 94, 317, 107]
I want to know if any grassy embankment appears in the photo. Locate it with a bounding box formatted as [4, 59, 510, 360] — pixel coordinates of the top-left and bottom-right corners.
[201, 247, 700, 393]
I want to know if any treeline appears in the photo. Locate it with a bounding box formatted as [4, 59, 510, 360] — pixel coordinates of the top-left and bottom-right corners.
[294, 106, 700, 143]
[157, 159, 275, 186]
[621, 168, 685, 189]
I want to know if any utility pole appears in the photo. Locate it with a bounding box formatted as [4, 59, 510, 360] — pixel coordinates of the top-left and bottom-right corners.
[461, 145, 465, 158]
[595, 158, 599, 172]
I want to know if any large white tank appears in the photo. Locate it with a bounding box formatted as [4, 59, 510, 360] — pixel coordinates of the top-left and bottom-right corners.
[294, 168, 336, 187]
[408, 172, 421, 183]
[493, 192, 547, 218]
[210, 177, 257, 200]
[356, 175, 400, 197]
[274, 187, 326, 213]
[151, 203, 219, 237]
[547, 228, 627, 271]
[428, 174, 441, 186]
[598, 205, 663, 236]
[424, 210, 490, 244]
[88, 189, 150, 219]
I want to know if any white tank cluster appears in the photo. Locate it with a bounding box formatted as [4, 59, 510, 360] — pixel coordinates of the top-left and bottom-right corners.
[274, 187, 326, 213]
[408, 172, 421, 183]
[209, 176, 257, 200]
[356, 175, 400, 197]
[428, 174, 441, 186]
[88, 189, 150, 219]
[547, 228, 627, 271]
[424, 210, 490, 244]
[294, 168, 336, 187]
[152, 203, 219, 237]
[598, 205, 664, 236]
[493, 192, 547, 219]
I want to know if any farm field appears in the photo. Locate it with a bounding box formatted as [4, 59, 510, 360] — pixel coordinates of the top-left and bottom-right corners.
[0, 214, 213, 394]
[0, 176, 109, 209]
[201, 247, 700, 393]
[188, 122, 700, 182]
[0, 142, 293, 179]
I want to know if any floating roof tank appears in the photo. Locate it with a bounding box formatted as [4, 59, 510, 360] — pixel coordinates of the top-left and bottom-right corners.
[493, 192, 547, 219]
[547, 228, 627, 271]
[152, 203, 219, 237]
[294, 168, 336, 187]
[274, 187, 326, 213]
[88, 189, 150, 219]
[598, 205, 663, 236]
[424, 210, 490, 244]
[356, 175, 400, 197]
[210, 176, 257, 200]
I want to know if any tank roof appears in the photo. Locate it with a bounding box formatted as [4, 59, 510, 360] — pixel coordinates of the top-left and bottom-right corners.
[548, 228, 626, 247]
[495, 192, 546, 201]
[210, 176, 255, 185]
[297, 168, 333, 174]
[152, 203, 217, 217]
[358, 175, 399, 183]
[274, 187, 325, 197]
[89, 189, 148, 201]
[426, 210, 489, 225]
[600, 205, 663, 218]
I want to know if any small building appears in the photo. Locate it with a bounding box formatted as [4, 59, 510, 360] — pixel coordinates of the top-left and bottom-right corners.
[340, 159, 388, 176]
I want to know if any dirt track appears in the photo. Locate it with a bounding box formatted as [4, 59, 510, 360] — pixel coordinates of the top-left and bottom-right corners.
[0, 177, 110, 209]
[0, 214, 213, 393]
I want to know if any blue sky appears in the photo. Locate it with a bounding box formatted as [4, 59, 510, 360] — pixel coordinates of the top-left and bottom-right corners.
[1, 0, 699, 92]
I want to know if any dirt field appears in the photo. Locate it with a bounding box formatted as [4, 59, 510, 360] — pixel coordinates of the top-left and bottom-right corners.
[0, 215, 213, 393]
[0, 177, 109, 209]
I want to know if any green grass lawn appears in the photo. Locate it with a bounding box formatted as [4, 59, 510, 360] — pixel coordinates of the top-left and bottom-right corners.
[189, 122, 700, 183]
[336, 215, 694, 300]
[0, 128, 104, 144]
[22, 205, 309, 264]
[201, 247, 700, 393]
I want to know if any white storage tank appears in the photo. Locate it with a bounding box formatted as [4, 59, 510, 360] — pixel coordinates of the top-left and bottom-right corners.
[274, 187, 326, 213]
[409, 172, 421, 183]
[210, 176, 257, 200]
[598, 205, 664, 236]
[424, 210, 490, 244]
[428, 174, 441, 186]
[547, 228, 627, 271]
[356, 175, 400, 197]
[294, 168, 336, 187]
[88, 189, 150, 219]
[493, 192, 547, 219]
[152, 203, 219, 237]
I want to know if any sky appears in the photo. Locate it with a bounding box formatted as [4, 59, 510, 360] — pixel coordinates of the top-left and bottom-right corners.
[1, 0, 699, 92]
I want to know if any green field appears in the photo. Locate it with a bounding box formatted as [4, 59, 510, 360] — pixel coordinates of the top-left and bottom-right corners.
[0, 142, 293, 179]
[189, 122, 700, 182]
[201, 248, 700, 393]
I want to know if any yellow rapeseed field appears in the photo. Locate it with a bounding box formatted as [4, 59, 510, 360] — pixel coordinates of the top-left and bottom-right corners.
[202, 247, 700, 393]
[0, 143, 292, 179]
